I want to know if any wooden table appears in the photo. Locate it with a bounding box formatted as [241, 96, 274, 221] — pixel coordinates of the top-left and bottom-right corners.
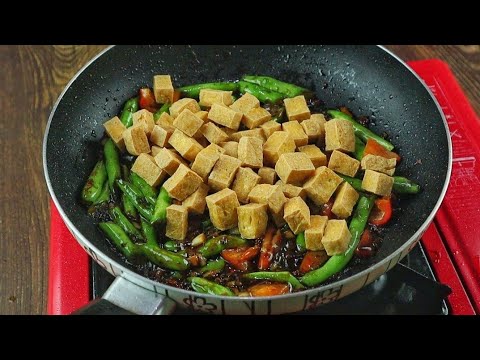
[1, 45, 479, 314]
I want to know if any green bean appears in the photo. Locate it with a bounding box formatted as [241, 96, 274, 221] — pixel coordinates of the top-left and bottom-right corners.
[296, 232, 306, 252]
[188, 277, 235, 296]
[200, 258, 225, 274]
[130, 172, 158, 206]
[198, 235, 249, 258]
[98, 222, 141, 260]
[92, 182, 110, 205]
[141, 217, 158, 247]
[300, 195, 375, 287]
[243, 271, 304, 290]
[327, 110, 394, 151]
[81, 160, 107, 204]
[122, 193, 137, 219]
[151, 187, 171, 224]
[354, 136, 365, 161]
[110, 206, 144, 243]
[238, 81, 284, 104]
[141, 244, 190, 271]
[104, 139, 121, 192]
[154, 103, 171, 121]
[116, 179, 153, 221]
[392, 176, 421, 194]
[339, 175, 363, 192]
[164, 240, 180, 252]
[242, 75, 308, 98]
[178, 82, 238, 99]
[120, 97, 139, 128]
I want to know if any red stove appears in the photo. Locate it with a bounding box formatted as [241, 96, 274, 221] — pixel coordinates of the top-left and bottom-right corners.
[47, 60, 479, 315]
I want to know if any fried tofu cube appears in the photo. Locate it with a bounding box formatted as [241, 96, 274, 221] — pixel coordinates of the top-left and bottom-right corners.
[223, 127, 237, 138]
[200, 122, 229, 144]
[325, 118, 355, 153]
[151, 145, 162, 157]
[263, 131, 296, 166]
[150, 125, 170, 148]
[204, 143, 225, 155]
[237, 203, 268, 239]
[362, 170, 394, 196]
[220, 141, 239, 158]
[260, 120, 282, 138]
[331, 182, 359, 219]
[182, 183, 209, 215]
[131, 153, 166, 187]
[282, 121, 309, 147]
[199, 89, 233, 107]
[243, 107, 272, 129]
[301, 118, 323, 143]
[173, 109, 204, 137]
[230, 128, 265, 143]
[123, 125, 151, 155]
[303, 166, 343, 206]
[156, 111, 175, 128]
[258, 167, 277, 185]
[283, 196, 311, 234]
[153, 75, 174, 104]
[168, 129, 204, 162]
[232, 167, 261, 204]
[275, 152, 315, 186]
[208, 154, 242, 191]
[191, 147, 221, 181]
[305, 215, 328, 251]
[284, 95, 311, 122]
[154, 147, 187, 176]
[208, 103, 242, 130]
[170, 98, 200, 118]
[238, 137, 263, 169]
[298, 144, 327, 167]
[103, 116, 126, 151]
[230, 93, 260, 114]
[195, 110, 209, 122]
[361, 154, 396, 176]
[132, 109, 155, 136]
[162, 163, 203, 201]
[328, 150, 360, 177]
[248, 184, 286, 215]
[166, 205, 188, 241]
[205, 188, 240, 230]
[276, 180, 307, 200]
[310, 114, 327, 144]
[321, 219, 351, 256]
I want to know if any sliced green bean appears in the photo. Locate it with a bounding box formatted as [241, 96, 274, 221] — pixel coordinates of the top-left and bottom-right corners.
[151, 187, 171, 224]
[104, 139, 121, 191]
[141, 217, 158, 247]
[98, 222, 141, 260]
[81, 160, 107, 204]
[92, 181, 110, 205]
[120, 97, 139, 128]
[116, 179, 153, 221]
[198, 235, 249, 258]
[392, 176, 421, 194]
[178, 82, 238, 99]
[163, 240, 180, 252]
[188, 277, 235, 296]
[238, 81, 284, 104]
[242, 75, 308, 98]
[110, 206, 144, 243]
[200, 258, 225, 274]
[122, 193, 137, 219]
[130, 172, 158, 206]
[296, 232, 306, 252]
[154, 102, 171, 121]
[243, 271, 304, 290]
[141, 244, 190, 271]
[354, 136, 365, 161]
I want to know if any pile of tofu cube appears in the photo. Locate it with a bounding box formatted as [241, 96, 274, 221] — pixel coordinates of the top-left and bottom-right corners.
[103, 75, 396, 257]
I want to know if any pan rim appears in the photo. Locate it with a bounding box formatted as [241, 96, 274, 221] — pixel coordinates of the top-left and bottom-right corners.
[43, 45, 453, 302]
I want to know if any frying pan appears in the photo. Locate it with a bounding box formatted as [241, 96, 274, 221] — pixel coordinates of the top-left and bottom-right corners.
[43, 45, 451, 314]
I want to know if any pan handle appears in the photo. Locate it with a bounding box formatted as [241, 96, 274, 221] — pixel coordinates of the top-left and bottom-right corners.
[72, 276, 176, 315]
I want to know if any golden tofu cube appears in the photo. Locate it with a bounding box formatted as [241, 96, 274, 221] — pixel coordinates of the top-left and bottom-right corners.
[301, 118, 323, 143]
[283, 196, 311, 234]
[332, 182, 359, 219]
[325, 118, 355, 153]
[204, 143, 225, 155]
[166, 205, 188, 241]
[282, 121, 308, 147]
[199, 89, 233, 107]
[230, 93, 260, 114]
[173, 109, 204, 137]
[220, 141, 239, 158]
[170, 98, 200, 118]
[123, 125, 150, 156]
[132, 109, 155, 136]
[208, 103, 242, 130]
[156, 111, 175, 128]
[205, 188, 240, 230]
[153, 75, 174, 104]
[263, 131, 296, 166]
[208, 154, 242, 191]
[154, 147, 187, 176]
[191, 147, 221, 181]
[310, 114, 327, 145]
[230, 128, 265, 143]
[195, 110, 209, 122]
[200, 122, 229, 144]
[103, 116, 126, 151]
[243, 107, 272, 129]
[168, 129, 204, 162]
[248, 184, 286, 215]
[151, 146, 162, 157]
[283, 95, 311, 122]
[223, 127, 236, 138]
[322, 219, 351, 256]
[260, 120, 282, 139]
[258, 167, 277, 185]
[131, 153, 166, 187]
[238, 137, 263, 169]
[362, 170, 394, 196]
[328, 150, 360, 177]
[361, 154, 396, 176]
[149, 125, 170, 148]
[303, 166, 343, 206]
[162, 163, 203, 201]
[298, 144, 327, 167]
[305, 215, 328, 251]
[182, 183, 209, 215]
[275, 152, 315, 186]
[276, 180, 307, 200]
[232, 167, 261, 204]
[237, 203, 268, 239]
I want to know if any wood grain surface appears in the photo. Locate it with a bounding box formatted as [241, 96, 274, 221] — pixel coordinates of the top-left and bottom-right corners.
[0, 45, 478, 315]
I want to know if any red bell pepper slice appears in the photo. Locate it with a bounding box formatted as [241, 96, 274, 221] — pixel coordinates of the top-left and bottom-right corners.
[248, 283, 290, 297]
[221, 246, 260, 271]
[138, 88, 159, 113]
[369, 197, 393, 226]
[363, 139, 401, 162]
[299, 251, 328, 274]
[258, 228, 282, 270]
